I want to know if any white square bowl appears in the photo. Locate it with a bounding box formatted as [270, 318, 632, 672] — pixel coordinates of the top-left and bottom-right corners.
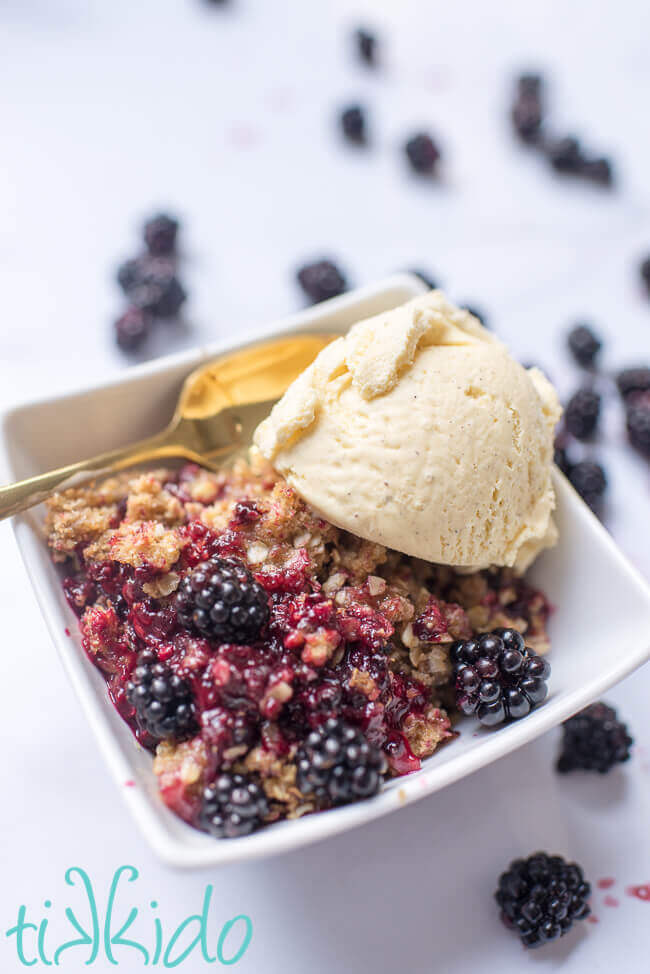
[3, 273, 650, 869]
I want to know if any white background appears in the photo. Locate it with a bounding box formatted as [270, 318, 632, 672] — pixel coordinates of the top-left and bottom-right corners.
[1, 0, 650, 970]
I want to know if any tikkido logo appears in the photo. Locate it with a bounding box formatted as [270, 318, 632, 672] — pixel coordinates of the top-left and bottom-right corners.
[5, 866, 253, 968]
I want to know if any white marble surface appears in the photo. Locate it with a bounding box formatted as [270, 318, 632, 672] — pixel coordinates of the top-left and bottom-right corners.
[1, 1, 650, 970]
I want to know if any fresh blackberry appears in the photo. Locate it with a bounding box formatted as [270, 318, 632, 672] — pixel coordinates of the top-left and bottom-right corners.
[199, 773, 268, 838]
[616, 366, 650, 400]
[410, 268, 438, 290]
[640, 256, 650, 291]
[340, 105, 366, 144]
[568, 460, 607, 512]
[296, 259, 348, 304]
[114, 306, 151, 351]
[546, 136, 583, 174]
[355, 28, 377, 66]
[626, 391, 650, 456]
[143, 213, 179, 256]
[517, 73, 543, 99]
[557, 702, 632, 774]
[296, 717, 386, 805]
[117, 255, 186, 317]
[567, 322, 601, 368]
[564, 387, 601, 439]
[511, 96, 543, 143]
[405, 133, 441, 175]
[126, 653, 196, 742]
[495, 852, 591, 949]
[553, 437, 573, 476]
[450, 629, 550, 728]
[176, 556, 270, 644]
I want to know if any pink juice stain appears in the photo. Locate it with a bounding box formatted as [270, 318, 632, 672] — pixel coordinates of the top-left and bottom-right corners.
[627, 884, 650, 902]
[603, 895, 619, 908]
[597, 878, 615, 890]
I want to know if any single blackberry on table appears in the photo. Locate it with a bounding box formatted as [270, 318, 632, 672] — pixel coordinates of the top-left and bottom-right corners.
[582, 156, 613, 187]
[568, 460, 607, 512]
[546, 136, 583, 175]
[126, 653, 196, 742]
[567, 322, 601, 368]
[516, 73, 543, 99]
[296, 259, 348, 304]
[143, 213, 179, 256]
[564, 387, 601, 439]
[626, 392, 650, 456]
[557, 702, 632, 774]
[410, 268, 438, 290]
[296, 717, 386, 806]
[340, 104, 366, 144]
[117, 255, 186, 317]
[404, 133, 441, 175]
[199, 773, 268, 838]
[114, 306, 151, 351]
[176, 556, 270, 643]
[495, 852, 591, 949]
[616, 366, 650, 400]
[355, 27, 377, 66]
[450, 629, 550, 728]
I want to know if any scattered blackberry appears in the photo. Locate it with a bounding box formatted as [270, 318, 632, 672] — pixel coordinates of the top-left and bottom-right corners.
[568, 460, 607, 512]
[640, 256, 650, 292]
[553, 436, 573, 476]
[567, 322, 601, 368]
[114, 306, 151, 351]
[199, 773, 268, 838]
[176, 556, 269, 643]
[126, 653, 196, 742]
[557, 702, 632, 774]
[296, 259, 348, 304]
[405, 133, 441, 175]
[495, 852, 591, 949]
[546, 135, 583, 174]
[564, 387, 601, 439]
[626, 391, 650, 456]
[143, 213, 179, 256]
[511, 73, 544, 143]
[410, 269, 438, 290]
[355, 28, 377, 67]
[616, 366, 650, 400]
[296, 717, 385, 805]
[450, 629, 550, 728]
[582, 156, 613, 187]
[340, 105, 366, 144]
[517, 73, 543, 99]
[117, 255, 186, 317]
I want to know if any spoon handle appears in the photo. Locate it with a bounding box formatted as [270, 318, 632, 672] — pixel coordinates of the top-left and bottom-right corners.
[0, 429, 203, 521]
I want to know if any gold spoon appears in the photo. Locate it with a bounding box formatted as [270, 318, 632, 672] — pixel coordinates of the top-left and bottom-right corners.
[0, 333, 336, 521]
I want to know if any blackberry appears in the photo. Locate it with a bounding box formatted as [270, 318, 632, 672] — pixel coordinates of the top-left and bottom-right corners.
[616, 366, 650, 400]
[553, 437, 573, 476]
[296, 259, 348, 304]
[564, 387, 601, 439]
[117, 255, 186, 317]
[568, 460, 607, 512]
[626, 392, 650, 456]
[199, 773, 268, 838]
[582, 156, 613, 187]
[296, 717, 386, 806]
[143, 213, 179, 256]
[450, 629, 550, 728]
[495, 852, 591, 949]
[557, 702, 632, 774]
[405, 133, 441, 175]
[546, 136, 583, 175]
[340, 105, 366, 144]
[567, 322, 601, 368]
[511, 96, 543, 143]
[176, 556, 270, 643]
[640, 256, 650, 291]
[126, 653, 196, 742]
[355, 28, 377, 67]
[516, 73, 543, 99]
[410, 268, 438, 290]
[114, 306, 151, 351]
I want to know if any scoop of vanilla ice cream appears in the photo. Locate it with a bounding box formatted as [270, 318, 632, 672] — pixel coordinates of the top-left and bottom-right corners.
[254, 291, 562, 572]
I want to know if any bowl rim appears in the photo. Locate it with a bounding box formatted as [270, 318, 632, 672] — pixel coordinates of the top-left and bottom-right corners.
[4, 273, 650, 868]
